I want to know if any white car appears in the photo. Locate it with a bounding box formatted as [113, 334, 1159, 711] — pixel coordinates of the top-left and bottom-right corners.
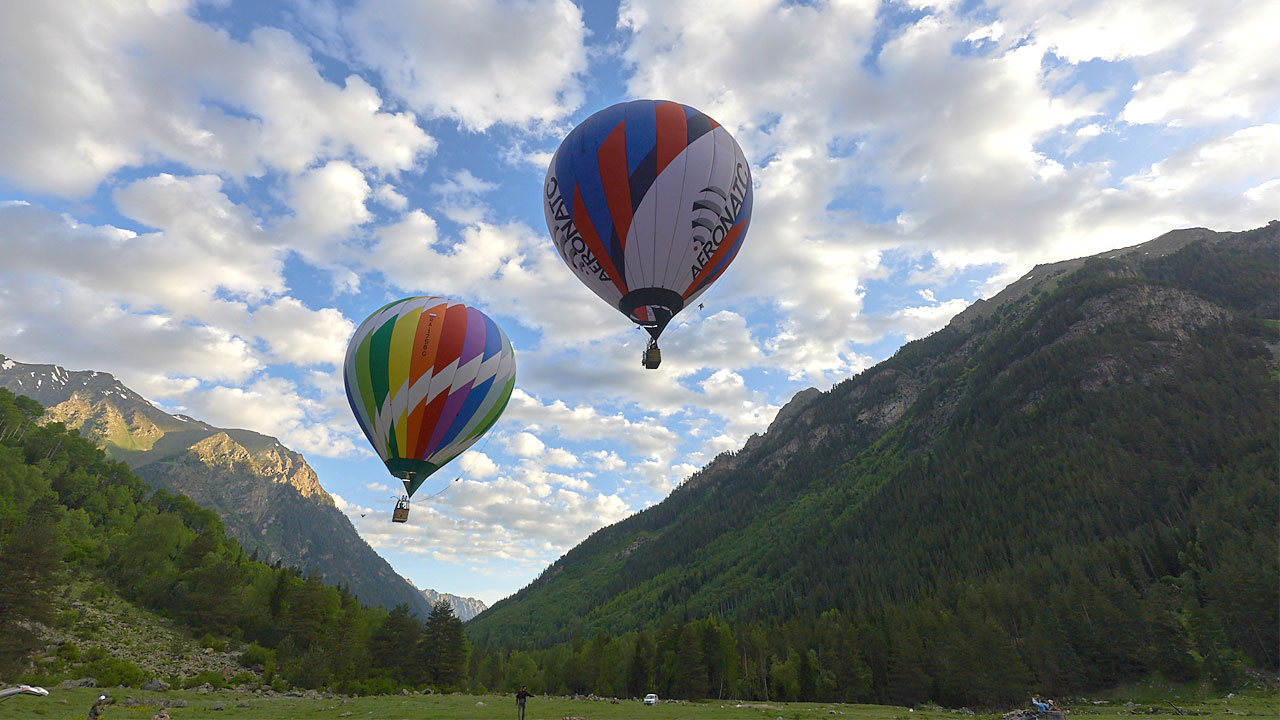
[643, 693, 658, 705]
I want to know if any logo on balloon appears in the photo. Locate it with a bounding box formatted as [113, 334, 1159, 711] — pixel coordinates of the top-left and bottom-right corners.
[691, 161, 750, 278]
[544, 176, 611, 282]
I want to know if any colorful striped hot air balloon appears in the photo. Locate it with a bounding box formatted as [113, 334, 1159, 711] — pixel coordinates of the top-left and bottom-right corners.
[343, 297, 516, 522]
[543, 99, 753, 369]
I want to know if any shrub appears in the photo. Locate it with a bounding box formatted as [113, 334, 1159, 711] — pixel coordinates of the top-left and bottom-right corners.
[83, 655, 150, 687]
[344, 676, 398, 696]
[183, 670, 228, 689]
[238, 642, 275, 668]
[198, 633, 228, 652]
[81, 583, 111, 600]
[56, 641, 81, 663]
[55, 609, 81, 629]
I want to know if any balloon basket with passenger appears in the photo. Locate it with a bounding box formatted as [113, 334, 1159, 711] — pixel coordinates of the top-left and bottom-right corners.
[391, 495, 411, 523]
[641, 339, 662, 369]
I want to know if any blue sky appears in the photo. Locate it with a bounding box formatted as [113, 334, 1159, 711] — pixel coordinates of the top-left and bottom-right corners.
[1, 0, 1276, 605]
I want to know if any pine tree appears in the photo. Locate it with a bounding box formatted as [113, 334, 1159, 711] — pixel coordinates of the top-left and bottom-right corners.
[421, 599, 468, 688]
[672, 622, 707, 699]
[0, 494, 64, 676]
[370, 603, 421, 683]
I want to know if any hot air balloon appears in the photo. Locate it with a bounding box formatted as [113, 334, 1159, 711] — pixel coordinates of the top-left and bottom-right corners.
[543, 99, 753, 369]
[344, 296, 516, 522]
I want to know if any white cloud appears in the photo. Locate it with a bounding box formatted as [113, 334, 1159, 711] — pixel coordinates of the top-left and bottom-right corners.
[504, 389, 681, 463]
[251, 297, 354, 366]
[506, 432, 546, 458]
[360, 473, 633, 564]
[342, 0, 589, 130]
[1123, 125, 1280, 199]
[183, 376, 357, 457]
[366, 211, 621, 345]
[283, 161, 373, 251]
[1018, 0, 1197, 63]
[1120, 1, 1280, 126]
[0, 2, 433, 195]
[457, 451, 499, 480]
[588, 450, 627, 471]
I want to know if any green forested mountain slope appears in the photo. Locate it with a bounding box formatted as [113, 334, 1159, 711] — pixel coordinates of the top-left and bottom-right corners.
[0, 356, 432, 617]
[468, 223, 1279, 697]
[0, 389, 469, 691]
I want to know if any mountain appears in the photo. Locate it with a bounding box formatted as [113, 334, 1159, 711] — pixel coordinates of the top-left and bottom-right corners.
[420, 588, 488, 622]
[0, 356, 433, 618]
[467, 223, 1278, 684]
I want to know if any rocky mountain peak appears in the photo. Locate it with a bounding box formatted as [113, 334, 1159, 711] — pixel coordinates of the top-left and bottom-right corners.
[191, 432, 254, 470]
[419, 588, 489, 622]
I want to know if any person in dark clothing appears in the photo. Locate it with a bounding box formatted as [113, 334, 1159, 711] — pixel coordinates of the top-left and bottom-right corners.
[88, 694, 110, 719]
[516, 685, 530, 720]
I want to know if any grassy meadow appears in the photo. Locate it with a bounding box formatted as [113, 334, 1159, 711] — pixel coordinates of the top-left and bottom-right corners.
[2, 686, 1275, 720]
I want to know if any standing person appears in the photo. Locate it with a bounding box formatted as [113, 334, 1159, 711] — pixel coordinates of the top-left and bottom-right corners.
[88, 694, 109, 719]
[516, 685, 530, 720]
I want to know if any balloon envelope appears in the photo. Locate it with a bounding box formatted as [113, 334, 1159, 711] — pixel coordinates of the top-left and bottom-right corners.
[343, 297, 516, 496]
[543, 99, 753, 340]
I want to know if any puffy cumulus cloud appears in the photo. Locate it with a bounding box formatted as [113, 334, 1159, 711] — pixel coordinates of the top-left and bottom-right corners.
[632, 457, 691, 494]
[884, 298, 972, 341]
[366, 211, 620, 345]
[588, 450, 627, 471]
[361, 475, 633, 563]
[1, 175, 283, 318]
[0, 274, 261, 395]
[250, 297, 354, 366]
[2, 184, 356, 372]
[696, 369, 780, 444]
[457, 451, 499, 480]
[1122, 125, 1280, 200]
[183, 376, 358, 457]
[343, 0, 588, 130]
[431, 170, 500, 226]
[506, 432, 546, 457]
[374, 183, 409, 211]
[619, 0, 879, 128]
[0, 2, 432, 195]
[282, 161, 373, 258]
[1001, 0, 1196, 63]
[504, 389, 680, 463]
[513, 463, 590, 492]
[1120, 1, 1279, 126]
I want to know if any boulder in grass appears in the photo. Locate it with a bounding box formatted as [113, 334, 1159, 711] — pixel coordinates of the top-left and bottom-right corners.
[141, 678, 170, 692]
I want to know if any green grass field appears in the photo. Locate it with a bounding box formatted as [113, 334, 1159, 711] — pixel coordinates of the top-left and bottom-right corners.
[2, 688, 1276, 720]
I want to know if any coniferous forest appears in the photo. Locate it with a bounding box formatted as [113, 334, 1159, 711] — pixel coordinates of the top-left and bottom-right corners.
[1, 226, 1277, 707]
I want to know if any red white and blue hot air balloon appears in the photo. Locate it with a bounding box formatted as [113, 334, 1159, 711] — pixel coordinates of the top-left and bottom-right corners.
[542, 100, 754, 369]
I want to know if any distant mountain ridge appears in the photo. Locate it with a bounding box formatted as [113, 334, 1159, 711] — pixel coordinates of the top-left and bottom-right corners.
[419, 588, 488, 622]
[0, 356, 434, 618]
